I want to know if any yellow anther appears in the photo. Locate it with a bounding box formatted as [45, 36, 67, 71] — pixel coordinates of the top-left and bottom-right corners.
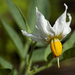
[50, 38, 62, 57]
[50, 38, 62, 68]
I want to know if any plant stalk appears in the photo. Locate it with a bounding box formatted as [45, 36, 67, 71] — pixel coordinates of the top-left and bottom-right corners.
[25, 42, 36, 75]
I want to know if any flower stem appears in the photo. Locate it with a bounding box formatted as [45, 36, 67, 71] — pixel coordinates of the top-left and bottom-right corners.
[19, 60, 25, 75]
[57, 57, 60, 68]
[19, 41, 29, 75]
[30, 63, 53, 75]
[25, 42, 36, 75]
[24, 41, 30, 58]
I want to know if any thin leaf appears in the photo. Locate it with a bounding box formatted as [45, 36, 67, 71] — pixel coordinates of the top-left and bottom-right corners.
[2, 19, 24, 59]
[63, 47, 75, 60]
[63, 31, 75, 52]
[36, 42, 46, 47]
[0, 57, 18, 75]
[0, 57, 13, 69]
[44, 45, 51, 61]
[15, 4, 30, 32]
[44, 45, 54, 63]
[32, 48, 46, 63]
[59, 31, 75, 61]
[31, 45, 53, 63]
[6, 0, 28, 31]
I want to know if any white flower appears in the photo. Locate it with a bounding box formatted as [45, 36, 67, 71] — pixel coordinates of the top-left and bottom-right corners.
[21, 3, 72, 68]
[21, 3, 72, 44]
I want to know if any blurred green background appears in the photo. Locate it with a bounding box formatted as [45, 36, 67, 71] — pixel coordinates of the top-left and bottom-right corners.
[0, 0, 75, 75]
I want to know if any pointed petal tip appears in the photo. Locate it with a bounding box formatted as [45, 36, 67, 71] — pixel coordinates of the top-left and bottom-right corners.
[21, 30, 27, 36]
[21, 30, 24, 33]
[67, 13, 72, 20]
[21, 30, 23, 32]
[67, 13, 72, 26]
[64, 3, 68, 10]
[21, 30, 24, 35]
[36, 7, 38, 11]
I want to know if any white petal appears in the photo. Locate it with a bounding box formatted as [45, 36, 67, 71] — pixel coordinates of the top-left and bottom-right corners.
[21, 30, 44, 42]
[62, 26, 71, 38]
[46, 21, 55, 36]
[36, 7, 54, 38]
[66, 13, 72, 26]
[53, 3, 68, 35]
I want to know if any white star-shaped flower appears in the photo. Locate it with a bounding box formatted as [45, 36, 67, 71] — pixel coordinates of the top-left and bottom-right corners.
[21, 3, 72, 44]
[21, 3, 72, 68]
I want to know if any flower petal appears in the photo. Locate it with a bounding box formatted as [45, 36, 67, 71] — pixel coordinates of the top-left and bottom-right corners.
[36, 7, 54, 38]
[62, 26, 71, 38]
[21, 30, 44, 42]
[66, 13, 72, 26]
[53, 3, 69, 36]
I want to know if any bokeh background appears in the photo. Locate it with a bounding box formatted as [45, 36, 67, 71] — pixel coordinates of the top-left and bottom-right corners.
[0, 0, 75, 75]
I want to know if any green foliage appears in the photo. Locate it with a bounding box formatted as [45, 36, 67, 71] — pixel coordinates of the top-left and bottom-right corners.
[0, 57, 13, 69]
[45, 31, 75, 63]
[60, 31, 75, 61]
[63, 47, 75, 60]
[1, 0, 75, 75]
[0, 0, 8, 15]
[31, 45, 54, 63]
[32, 31, 75, 63]
[0, 57, 18, 75]
[63, 31, 75, 52]
[32, 48, 45, 63]
[6, 0, 28, 31]
[2, 19, 24, 60]
[44, 45, 51, 61]
[0, 68, 11, 75]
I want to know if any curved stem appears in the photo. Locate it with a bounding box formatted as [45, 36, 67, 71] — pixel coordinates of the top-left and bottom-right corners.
[30, 63, 53, 75]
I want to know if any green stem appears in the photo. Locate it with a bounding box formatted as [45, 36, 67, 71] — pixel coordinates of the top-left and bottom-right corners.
[19, 60, 25, 75]
[31, 63, 53, 75]
[57, 57, 60, 68]
[26, 42, 36, 75]
[19, 41, 29, 75]
[24, 40, 30, 58]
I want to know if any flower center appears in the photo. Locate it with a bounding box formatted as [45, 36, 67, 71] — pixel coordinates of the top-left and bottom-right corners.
[50, 38, 62, 57]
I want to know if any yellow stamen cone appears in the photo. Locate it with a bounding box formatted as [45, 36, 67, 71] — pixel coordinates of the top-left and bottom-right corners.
[50, 38, 62, 68]
[50, 38, 62, 57]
